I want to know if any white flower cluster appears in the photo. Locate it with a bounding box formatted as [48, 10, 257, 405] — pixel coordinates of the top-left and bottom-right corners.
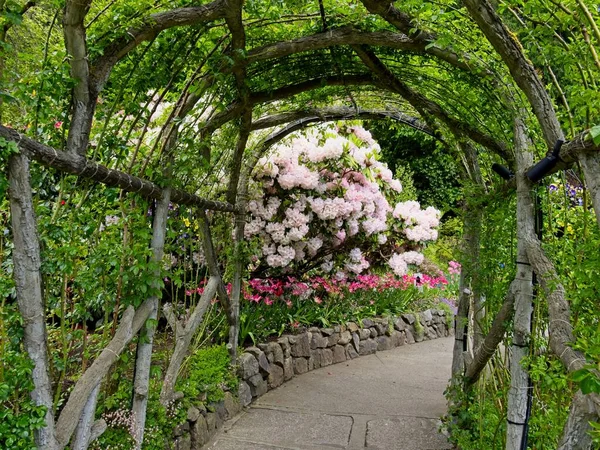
[393, 201, 440, 242]
[345, 248, 370, 274]
[387, 251, 425, 277]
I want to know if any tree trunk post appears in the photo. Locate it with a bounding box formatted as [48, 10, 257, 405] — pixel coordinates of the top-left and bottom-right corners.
[557, 391, 596, 450]
[451, 142, 484, 380]
[506, 117, 535, 450]
[131, 188, 171, 449]
[8, 153, 59, 450]
[578, 151, 600, 229]
[71, 383, 100, 450]
[160, 277, 220, 406]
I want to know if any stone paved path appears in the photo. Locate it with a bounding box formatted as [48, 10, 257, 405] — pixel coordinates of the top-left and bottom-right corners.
[206, 336, 454, 450]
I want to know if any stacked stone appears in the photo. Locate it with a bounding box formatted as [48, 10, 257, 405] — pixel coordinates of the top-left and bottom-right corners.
[173, 309, 451, 449]
[173, 391, 241, 450]
[236, 309, 451, 406]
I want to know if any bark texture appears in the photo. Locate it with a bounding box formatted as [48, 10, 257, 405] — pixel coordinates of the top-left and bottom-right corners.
[9, 153, 58, 450]
[63, 0, 93, 156]
[55, 301, 155, 448]
[558, 391, 596, 450]
[71, 383, 100, 450]
[524, 239, 583, 373]
[506, 117, 535, 449]
[246, 26, 422, 63]
[198, 210, 231, 326]
[579, 151, 600, 228]
[464, 282, 516, 385]
[451, 271, 470, 378]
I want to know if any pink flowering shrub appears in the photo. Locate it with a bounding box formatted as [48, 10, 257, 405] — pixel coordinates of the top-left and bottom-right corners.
[247, 124, 440, 278]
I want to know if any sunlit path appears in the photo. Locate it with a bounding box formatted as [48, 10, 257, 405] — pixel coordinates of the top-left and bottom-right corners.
[207, 337, 453, 450]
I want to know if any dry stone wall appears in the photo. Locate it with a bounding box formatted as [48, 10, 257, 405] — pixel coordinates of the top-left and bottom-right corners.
[173, 309, 452, 450]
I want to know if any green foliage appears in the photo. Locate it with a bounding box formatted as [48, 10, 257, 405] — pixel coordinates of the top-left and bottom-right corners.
[0, 305, 47, 450]
[393, 164, 418, 202]
[0, 137, 19, 197]
[3, 1, 600, 448]
[424, 216, 462, 268]
[444, 376, 507, 449]
[368, 122, 462, 212]
[526, 353, 571, 447]
[0, 198, 46, 450]
[177, 344, 238, 404]
[589, 125, 600, 146]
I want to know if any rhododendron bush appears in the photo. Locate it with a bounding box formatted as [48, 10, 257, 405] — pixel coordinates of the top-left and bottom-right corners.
[246, 124, 440, 279]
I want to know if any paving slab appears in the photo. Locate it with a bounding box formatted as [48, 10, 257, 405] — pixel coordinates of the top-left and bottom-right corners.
[366, 417, 452, 449]
[208, 439, 294, 450]
[207, 336, 453, 450]
[222, 408, 352, 448]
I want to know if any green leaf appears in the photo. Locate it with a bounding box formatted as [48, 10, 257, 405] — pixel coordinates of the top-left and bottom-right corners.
[580, 374, 600, 395]
[589, 125, 600, 146]
[571, 368, 589, 382]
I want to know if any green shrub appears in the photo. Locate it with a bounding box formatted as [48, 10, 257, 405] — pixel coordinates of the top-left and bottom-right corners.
[178, 344, 238, 404]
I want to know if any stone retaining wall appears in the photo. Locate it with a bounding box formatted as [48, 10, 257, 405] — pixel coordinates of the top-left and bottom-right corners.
[173, 309, 452, 450]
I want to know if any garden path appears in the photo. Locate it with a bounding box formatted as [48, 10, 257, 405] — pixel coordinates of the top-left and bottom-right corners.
[206, 336, 453, 450]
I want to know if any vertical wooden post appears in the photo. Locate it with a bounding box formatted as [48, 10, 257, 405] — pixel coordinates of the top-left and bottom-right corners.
[579, 152, 600, 229]
[506, 117, 535, 450]
[8, 153, 58, 450]
[131, 188, 171, 449]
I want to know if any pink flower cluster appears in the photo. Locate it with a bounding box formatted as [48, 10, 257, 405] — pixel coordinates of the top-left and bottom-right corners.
[248, 124, 440, 276]
[241, 272, 449, 307]
[448, 260, 461, 275]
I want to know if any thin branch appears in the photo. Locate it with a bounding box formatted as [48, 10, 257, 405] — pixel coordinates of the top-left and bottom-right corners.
[250, 74, 376, 104]
[55, 302, 154, 447]
[358, 0, 481, 73]
[246, 26, 422, 64]
[251, 106, 435, 137]
[198, 209, 230, 310]
[223, 0, 251, 205]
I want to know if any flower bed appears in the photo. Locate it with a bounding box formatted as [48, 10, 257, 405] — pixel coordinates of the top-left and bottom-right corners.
[234, 273, 453, 345]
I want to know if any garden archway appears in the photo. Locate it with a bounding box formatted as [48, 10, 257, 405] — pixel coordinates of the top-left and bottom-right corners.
[2, 1, 600, 449]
